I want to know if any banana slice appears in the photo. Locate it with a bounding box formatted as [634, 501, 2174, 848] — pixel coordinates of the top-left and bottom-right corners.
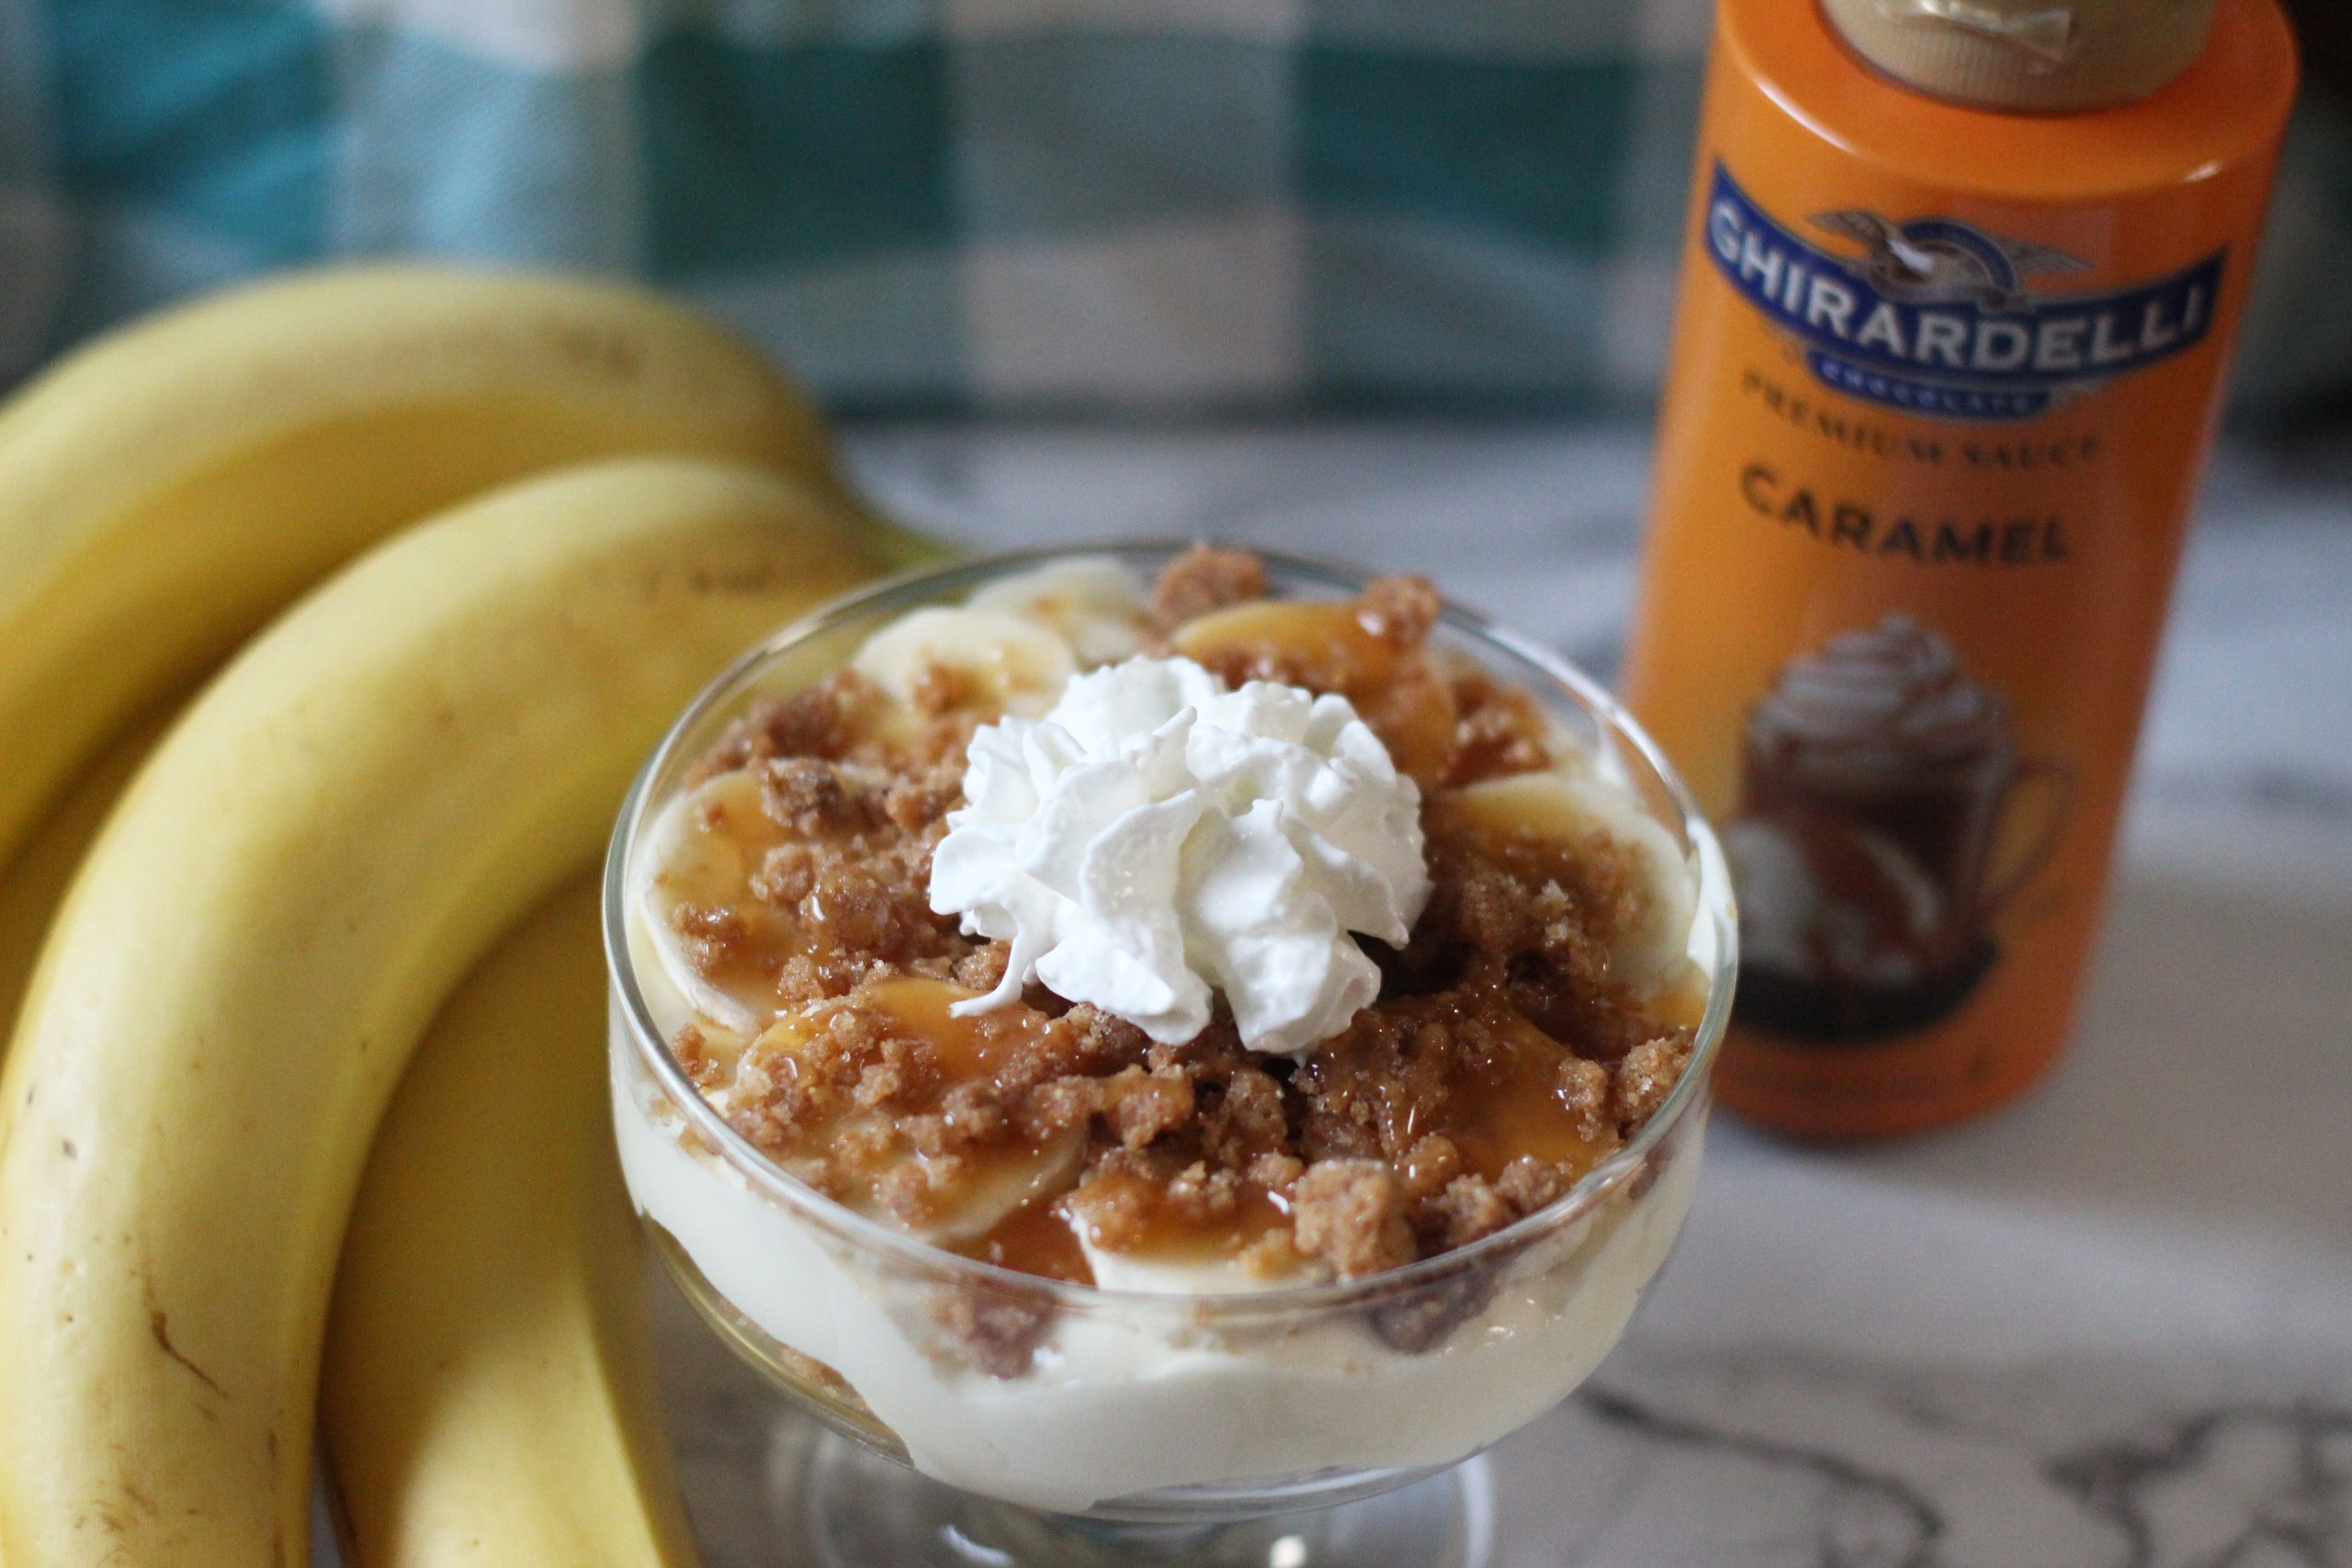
[967, 557, 1155, 666]
[851, 605, 1078, 718]
[752, 978, 1088, 1247]
[631, 768, 792, 1037]
[1075, 1232, 1310, 1295]
[1064, 1174, 1309, 1295]
[914, 1145, 1086, 1249]
[1443, 771, 1697, 997]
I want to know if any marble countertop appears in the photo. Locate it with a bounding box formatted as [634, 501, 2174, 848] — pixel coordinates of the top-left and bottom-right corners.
[639, 423, 2352, 1568]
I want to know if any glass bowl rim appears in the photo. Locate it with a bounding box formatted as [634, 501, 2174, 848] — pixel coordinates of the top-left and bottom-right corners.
[603, 540, 1738, 1314]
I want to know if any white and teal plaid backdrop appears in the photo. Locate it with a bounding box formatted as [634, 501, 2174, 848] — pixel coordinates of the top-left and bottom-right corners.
[3, 0, 2348, 420]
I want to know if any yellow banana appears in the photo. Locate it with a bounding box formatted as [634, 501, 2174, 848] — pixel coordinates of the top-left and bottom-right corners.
[0, 457, 878, 1567]
[0, 705, 175, 1039]
[322, 876, 698, 1568]
[0, 264, 842, 879]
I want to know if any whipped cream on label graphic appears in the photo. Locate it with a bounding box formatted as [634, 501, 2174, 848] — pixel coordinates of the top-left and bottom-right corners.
[930, 655, 1430, 1055]
[1746, 613, 2010, 770]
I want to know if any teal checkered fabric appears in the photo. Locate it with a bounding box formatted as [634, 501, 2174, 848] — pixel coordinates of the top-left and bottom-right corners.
[1, 0, 2346, 420]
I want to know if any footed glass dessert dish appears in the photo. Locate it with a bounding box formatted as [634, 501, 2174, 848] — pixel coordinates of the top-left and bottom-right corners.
[605, 546, 1736, 1566]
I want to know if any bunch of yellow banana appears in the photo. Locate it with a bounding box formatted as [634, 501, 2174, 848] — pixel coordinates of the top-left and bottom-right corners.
[0, 267, 925, 1566]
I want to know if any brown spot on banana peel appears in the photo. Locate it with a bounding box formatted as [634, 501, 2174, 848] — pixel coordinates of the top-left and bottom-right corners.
[148, 1308, 227, 1398]
[538, 321, 649, 381]
[141, 1275, 228, 1398]
[633, 559, 800, 601]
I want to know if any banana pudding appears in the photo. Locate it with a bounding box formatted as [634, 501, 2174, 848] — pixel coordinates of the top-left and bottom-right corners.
[609, 547, 1728, 1512]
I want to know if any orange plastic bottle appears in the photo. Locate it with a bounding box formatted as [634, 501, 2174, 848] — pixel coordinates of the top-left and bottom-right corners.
[1623, 0, 2298, 1138]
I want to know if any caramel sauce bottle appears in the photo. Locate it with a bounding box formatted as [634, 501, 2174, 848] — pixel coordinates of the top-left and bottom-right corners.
[1623, 0, 2297, 1137]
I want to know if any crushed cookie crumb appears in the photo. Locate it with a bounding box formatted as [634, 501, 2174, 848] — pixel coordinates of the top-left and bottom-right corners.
[1613, 1033, 1694, 1133]
[1356, 574, 1441, 649]
[1151, 544, 1267, 624]
[932, 1282, 1055, 1379]
[1293, 1159, 1417, 1280]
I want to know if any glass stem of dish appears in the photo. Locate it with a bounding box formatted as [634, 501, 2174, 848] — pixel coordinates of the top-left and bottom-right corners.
[966, 1506, 1235, 1562]
[804, 1428, 1489, 1566]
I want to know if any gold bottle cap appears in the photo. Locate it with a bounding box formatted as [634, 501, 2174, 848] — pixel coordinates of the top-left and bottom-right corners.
[1819, 0, 2221, 111]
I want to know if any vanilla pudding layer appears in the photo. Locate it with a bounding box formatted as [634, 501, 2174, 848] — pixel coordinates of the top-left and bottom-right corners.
[611, 1020, 1703, 1511]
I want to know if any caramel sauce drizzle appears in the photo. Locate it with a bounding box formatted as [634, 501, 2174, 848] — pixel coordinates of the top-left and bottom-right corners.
[1435, 1006, 1614, 1181]
[969, 1195, 1096, 1285]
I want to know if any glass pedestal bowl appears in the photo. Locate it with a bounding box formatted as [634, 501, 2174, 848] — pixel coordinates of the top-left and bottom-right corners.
[604, 547, 1736, 1567]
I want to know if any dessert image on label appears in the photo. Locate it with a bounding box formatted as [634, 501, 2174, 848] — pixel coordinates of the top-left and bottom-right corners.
[1725, 614, 2067, 1043]
[611, 547, 1722, 1510]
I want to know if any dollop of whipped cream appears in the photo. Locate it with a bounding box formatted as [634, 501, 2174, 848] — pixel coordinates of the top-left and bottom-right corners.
[930, 657, 1430, 1057]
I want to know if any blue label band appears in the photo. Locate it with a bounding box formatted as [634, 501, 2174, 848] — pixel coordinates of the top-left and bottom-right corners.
[1705, 164, 2222, 423]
